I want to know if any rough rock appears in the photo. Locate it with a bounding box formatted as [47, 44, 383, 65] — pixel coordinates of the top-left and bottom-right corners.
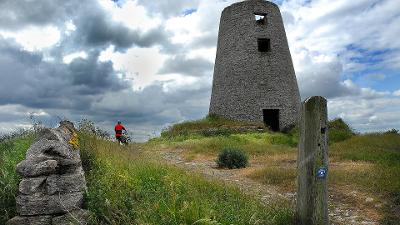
[19, 172, 86, 196]
[6, 215, 52, 225]
[8, 121, 89, 225]
[35, 128, 62, 142]
[60, 120, 76, 133]
[26, 139, 77, 160]
[16, 159, 58, 177]
[19, 176, 47, 195]
[16, 192, 84, 216]
[46, 172, 86, 195]
[52, 209, 93, 225]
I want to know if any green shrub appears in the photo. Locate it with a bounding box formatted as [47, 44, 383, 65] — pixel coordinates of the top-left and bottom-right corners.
[328, 118, 354, 144]
[216, 148, 248, 169]
[385, 128, 399, 134]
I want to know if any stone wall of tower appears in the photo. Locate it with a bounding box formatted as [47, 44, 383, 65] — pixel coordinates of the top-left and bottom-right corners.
[209, 0, 301, 130]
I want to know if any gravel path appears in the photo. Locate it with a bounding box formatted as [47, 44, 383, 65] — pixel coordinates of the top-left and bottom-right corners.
[160, 149, 378, 225]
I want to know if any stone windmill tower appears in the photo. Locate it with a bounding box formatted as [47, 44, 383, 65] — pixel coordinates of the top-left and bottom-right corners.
[209, 0, 301, 131]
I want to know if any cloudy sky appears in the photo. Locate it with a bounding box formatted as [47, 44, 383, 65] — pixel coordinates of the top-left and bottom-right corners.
[0, 0, 399, 140]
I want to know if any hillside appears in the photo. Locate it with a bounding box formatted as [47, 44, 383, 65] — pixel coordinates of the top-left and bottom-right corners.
[1, 117, 399, 225]
[148, 116, 400, 224]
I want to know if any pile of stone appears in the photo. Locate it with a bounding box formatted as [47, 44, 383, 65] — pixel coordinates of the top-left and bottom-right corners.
[7, 121, 92, 225]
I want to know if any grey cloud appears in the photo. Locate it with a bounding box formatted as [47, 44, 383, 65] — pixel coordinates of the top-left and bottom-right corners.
[297, 59, 358, 99]
[0, 0, 77, 29]
[0, 38, 127, 109]
[158, 55, 213, 77]
[136, 0, 201, 18]
[135, 28, 172, 48]
[90, 80, 211, 126]
[72, 9, 139, 50]
[70, 5, 178, 52]
[68, 51, 128, 94]
[190, 32, 218, 48]
[0, 0, 173, 52]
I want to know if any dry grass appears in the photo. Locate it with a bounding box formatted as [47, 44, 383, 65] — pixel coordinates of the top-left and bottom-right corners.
[151, 129, 400, 224]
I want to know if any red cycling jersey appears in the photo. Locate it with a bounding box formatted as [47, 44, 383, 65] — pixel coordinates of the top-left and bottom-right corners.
[114, 124, 125, 137]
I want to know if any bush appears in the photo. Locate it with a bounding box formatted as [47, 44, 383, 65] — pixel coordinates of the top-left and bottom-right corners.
[217, 148, 248, 169]
[385, 128, 399, 134]
[328, 118, 354, 144]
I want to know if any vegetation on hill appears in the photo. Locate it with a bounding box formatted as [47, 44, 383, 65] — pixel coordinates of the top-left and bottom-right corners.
[1, 117, 398, 224]
[159, 115, 354, 146]
[0, 130, 292, 225]
[150, 116, 399, 224]
[79, 133, 292, 224]
[327, 118, 355, 144]
[0, 133, 36, 225]
[160, 114, 265, 140]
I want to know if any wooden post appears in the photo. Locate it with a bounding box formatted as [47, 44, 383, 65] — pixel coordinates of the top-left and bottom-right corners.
[296, 96, 329, 225]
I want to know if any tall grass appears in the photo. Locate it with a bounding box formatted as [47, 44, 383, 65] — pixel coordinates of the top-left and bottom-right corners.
[0, 134, 35, 224]
[80, 133, 293, 224]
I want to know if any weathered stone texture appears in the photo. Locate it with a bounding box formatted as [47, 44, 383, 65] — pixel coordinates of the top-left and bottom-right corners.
[16, 158, 58, 177]
[19, 176, 47, 195]
[16, 192, 84, 216]
[209, 0, 301, 130]
[7, 121, 90, 225]
[46, 172, 87, 195]
[6, 215, 52, 225]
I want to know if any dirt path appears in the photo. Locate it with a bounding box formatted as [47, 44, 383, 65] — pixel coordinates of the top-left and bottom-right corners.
[160, 149, 378, 225]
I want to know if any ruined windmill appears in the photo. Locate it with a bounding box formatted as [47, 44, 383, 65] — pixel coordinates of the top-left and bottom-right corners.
[209, 0, 300, 131]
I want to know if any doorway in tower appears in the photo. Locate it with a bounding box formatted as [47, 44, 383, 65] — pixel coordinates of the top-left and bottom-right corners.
[263, 109, 279, 131]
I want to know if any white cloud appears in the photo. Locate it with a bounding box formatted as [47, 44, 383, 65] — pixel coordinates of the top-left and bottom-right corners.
[283, 0, 400, 72]
[186, 47, 216, 63]
[99, 45, 168, 89]
[64, 20, 76, 35]
[0, 26, 60, 51]
[329, 96, 400, 132]
[63, 51, 88, 64]
[165, 0, 234, 46]
[98, 0, 161, 32]
[393, 90, 400, 96]
[0, 104, 52, 135]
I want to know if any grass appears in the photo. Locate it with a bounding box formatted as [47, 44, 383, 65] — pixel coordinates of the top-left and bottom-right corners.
[1, 116, 398, 224]
[80, 133, 293, 225]
[0, 133, 35, 224]
[1, 131, 293, 224]
[151, 132, 297, 160]
[250, 166, 297, 192]
[151, 116, 399, 224]
[160, 114, 265, 140]
[246, 133, 400, 224]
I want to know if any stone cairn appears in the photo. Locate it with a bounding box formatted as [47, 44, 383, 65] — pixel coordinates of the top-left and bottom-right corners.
[7, 121, 92, 225]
